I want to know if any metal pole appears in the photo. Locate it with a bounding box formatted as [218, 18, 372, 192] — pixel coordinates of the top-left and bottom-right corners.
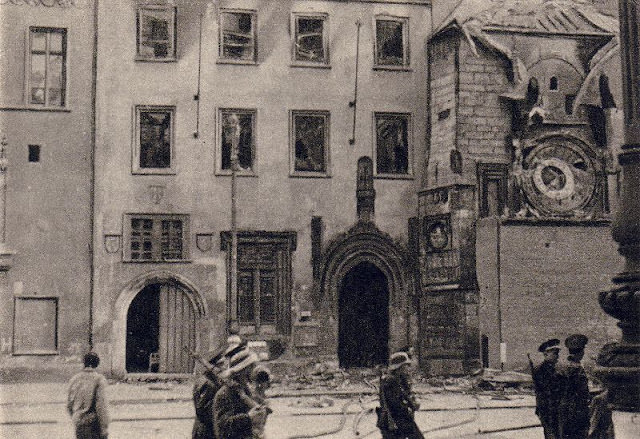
[229, 114, 241, 333]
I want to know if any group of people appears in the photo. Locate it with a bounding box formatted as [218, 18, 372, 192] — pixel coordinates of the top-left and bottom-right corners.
[532, 333, 613, 439]
[192, 335, 272, 439]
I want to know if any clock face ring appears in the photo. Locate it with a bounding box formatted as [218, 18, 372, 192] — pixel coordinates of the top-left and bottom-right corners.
[522, 139, 597, 216]
[532, 158, 575, 200]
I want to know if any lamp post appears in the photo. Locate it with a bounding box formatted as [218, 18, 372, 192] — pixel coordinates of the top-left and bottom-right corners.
[593, 0, 640, 431]
[228, 114, 241, 334]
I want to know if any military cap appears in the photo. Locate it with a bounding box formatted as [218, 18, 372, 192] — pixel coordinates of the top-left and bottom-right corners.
[538, 338, 561, 353]
[565, 334, 588, 351]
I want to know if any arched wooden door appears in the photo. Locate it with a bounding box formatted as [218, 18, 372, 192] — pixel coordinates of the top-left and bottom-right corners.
[126, 282, 195, 373]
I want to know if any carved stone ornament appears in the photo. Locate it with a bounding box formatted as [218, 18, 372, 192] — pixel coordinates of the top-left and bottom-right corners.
[148, 185, 165, 204]
[104, 234, 121, 254]
[195, 233, 213, 252]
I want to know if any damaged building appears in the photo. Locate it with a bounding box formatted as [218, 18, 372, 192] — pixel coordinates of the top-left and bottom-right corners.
[0, 0, 627, 378]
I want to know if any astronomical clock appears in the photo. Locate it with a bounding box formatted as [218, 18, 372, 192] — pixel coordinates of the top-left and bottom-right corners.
[519, 136, 600, 217]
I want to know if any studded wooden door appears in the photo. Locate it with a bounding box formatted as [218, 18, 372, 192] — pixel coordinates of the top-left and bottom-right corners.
[158, 283, 195, 373]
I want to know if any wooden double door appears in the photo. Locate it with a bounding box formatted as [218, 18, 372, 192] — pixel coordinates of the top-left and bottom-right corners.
[126, 282, 195, 373]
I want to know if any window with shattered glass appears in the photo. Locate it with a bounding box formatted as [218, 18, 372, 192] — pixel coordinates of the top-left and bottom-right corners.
[29, 27, 66, 107]
[291, 111, 329, 174]
[375, 17, 408, 67]
[137, 107, 173, 171]
[220, 10, 256, 61]
[136, 6, 176, 60]
[219, 109, 255, 172]
[293, 15, 327, 64]
[375, 113, 410, 175]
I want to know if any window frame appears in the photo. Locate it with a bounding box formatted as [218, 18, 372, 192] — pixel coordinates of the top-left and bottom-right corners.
[218, 8, 258, 64]
[373, 15, 410, 70]
[135, 5, 177, 62]
[132, 105, 176, 175]
[289, 110, 331, 178]
[291, 12, 330, 67]
[123, 213, 190, 262]
[221, 231, 296, 336]
[373, 112, 413, 178]
[26, 27, 67, 108]
[477, 163, 509, 217]
[216, 108, 257, 176]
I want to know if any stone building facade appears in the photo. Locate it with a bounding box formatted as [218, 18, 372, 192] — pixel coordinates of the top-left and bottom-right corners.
[0, 0, 627, 378]
[93, 0, 431, 376]
[419, 0, 624, 373]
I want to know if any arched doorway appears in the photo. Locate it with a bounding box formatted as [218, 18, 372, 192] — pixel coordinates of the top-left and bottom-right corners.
[338, 262, 389, 368]
[125, 281, 195, 373]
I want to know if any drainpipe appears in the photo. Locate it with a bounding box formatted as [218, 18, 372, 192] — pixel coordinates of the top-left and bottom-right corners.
[89, 0, 99, 350]
[228, 114, 241, 334]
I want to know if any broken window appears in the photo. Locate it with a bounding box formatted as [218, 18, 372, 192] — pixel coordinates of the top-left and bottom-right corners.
[293, 14, 328, 64]
[135, 106, 174, 173]
[220, 10, 256, 62]
[136, 6, 176, 60]
[29, 27, 66, 107]
[375, 113, 410, 175]
[291, 111, 329, 174]
[125, 214, 188, 261]
[219, 109, 255, 172]
[375, 17, 408, 67]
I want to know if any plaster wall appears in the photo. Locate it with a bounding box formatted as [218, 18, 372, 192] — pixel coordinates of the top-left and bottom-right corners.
[0, 2, 94, 366]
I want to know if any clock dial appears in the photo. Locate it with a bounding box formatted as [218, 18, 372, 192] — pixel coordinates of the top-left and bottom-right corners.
[522, 139, 597, 216]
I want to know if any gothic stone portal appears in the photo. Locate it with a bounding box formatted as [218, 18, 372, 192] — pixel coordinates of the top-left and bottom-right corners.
[338, 262, 389, 368]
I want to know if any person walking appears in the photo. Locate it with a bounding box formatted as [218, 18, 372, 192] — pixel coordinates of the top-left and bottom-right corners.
[558, 334, 591, 439]
[212, 347, 269, 439]
[192, 336, 246, 439]
[531, 338, 563, 439]
[67, 352, 110, 439]
[377, 351, 424, 439]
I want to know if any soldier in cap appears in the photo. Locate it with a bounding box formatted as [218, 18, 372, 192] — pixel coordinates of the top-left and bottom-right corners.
[558, 334, 590, 439]
[531, 338, 563, 439]
[377, 351, 424, 439]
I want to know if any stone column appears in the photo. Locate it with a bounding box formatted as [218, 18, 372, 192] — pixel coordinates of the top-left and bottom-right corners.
[594, 0, 640, 422]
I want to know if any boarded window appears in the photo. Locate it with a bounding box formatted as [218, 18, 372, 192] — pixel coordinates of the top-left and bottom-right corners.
[375, 18, 408, 67]
[136, 6, 176, 60]
[220, 10, 256, 61]
[291, 111, 329, 174]
[13, 297, 58, 354]
[135, 106, 174, 173]
[29, 27, 66, 107]
[220, 109, 255, 171]
[375, 113, 410, 175]
[126, 214, 188, 261]
[294, 15, 328, 63]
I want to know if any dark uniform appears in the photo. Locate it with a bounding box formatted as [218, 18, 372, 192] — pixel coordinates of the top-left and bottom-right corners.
[192, 371, 224, 439]
[378, 353, 424, 439]
[558, 334, 590, 439]
[532, 338, 563, 439]
[212, 382, 255, 439]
